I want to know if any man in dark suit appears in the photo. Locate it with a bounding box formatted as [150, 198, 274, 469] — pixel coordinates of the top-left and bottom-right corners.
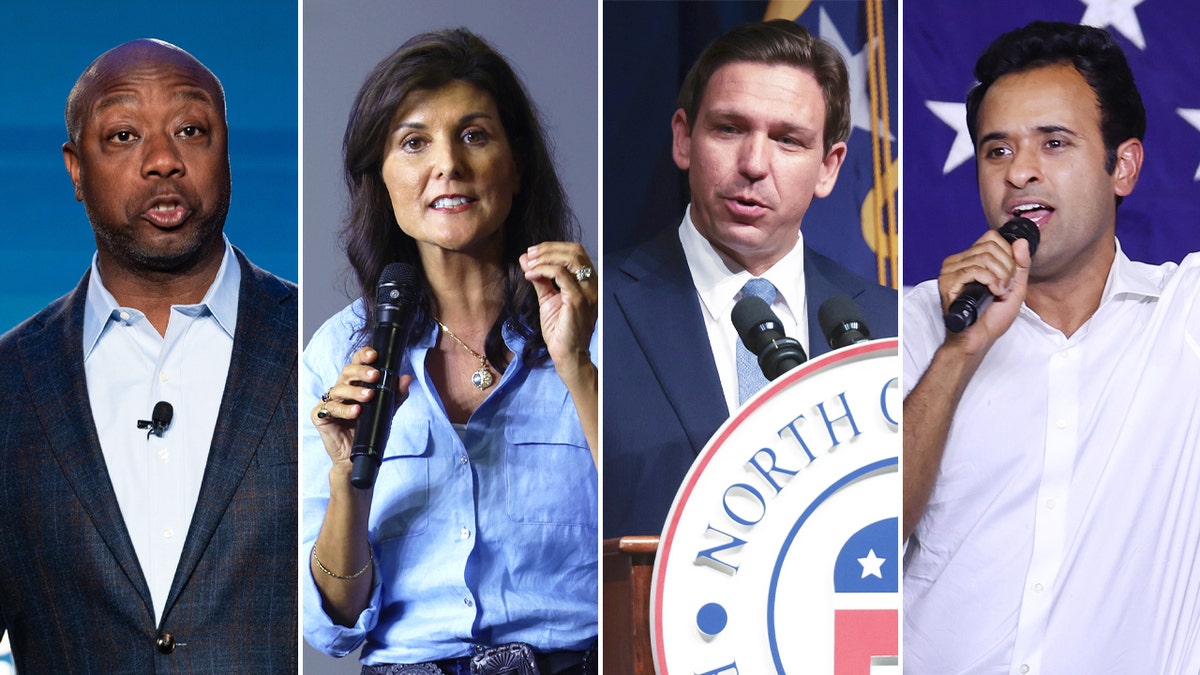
[0, 39, 296, 671]
[604, 20, 898, 538]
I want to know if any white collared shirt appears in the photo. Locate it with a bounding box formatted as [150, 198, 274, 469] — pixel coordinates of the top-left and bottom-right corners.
[678, 206, 808, 414]
[903, 241, 1200, 674]
[83, 240, 240, 624]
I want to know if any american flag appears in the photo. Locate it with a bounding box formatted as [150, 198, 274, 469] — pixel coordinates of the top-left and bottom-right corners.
[902, 0, 1200, 286]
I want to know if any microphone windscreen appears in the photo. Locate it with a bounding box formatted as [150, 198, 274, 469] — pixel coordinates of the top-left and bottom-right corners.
[818, 295, 871, 345]
[152, 401, 174, 425]
[732, 296, 777, 351]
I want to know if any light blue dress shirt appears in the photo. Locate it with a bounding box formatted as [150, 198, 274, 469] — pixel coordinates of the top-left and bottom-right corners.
[302, 300, 598, 664]
[82, 241, 240, 623]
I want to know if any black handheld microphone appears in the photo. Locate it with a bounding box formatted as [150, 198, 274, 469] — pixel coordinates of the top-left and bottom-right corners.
[137, 401, 174, 438]
[818, 295, 872, 350]
[945, 217, 1040, 333]
[732, 296, 807, 380]
[350, 263, 420, 490]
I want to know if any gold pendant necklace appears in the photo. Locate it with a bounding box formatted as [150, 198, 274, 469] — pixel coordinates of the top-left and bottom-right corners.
[434, 318, 494, 390]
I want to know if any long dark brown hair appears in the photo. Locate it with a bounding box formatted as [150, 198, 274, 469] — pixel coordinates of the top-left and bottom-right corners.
[341, 28, 577, 368]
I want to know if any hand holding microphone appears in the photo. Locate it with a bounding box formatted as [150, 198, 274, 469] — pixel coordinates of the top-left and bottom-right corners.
[312, 263, 420, 490]
[943, 217, 1039, 334]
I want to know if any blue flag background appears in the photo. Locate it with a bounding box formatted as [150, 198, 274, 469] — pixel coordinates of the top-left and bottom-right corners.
[903, 0, 1200, 286]
[604, 0, 898, 287]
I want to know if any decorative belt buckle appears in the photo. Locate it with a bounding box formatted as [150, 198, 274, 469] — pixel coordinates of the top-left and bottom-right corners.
[470, 642, 539, 675]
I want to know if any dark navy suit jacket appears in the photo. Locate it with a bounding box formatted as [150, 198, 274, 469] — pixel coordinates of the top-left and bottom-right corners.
[0, 250, 297, 672]
[603, 228, 898, 538]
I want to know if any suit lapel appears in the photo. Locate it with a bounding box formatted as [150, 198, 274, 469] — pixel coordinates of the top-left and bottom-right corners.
[18, 272, 155, 618]
[163, 251, 296, 614]
[613, 230, 728, 453]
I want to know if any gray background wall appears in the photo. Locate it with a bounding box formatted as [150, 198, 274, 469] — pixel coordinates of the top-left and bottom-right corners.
[302, 0, 599, 344]
[301, 1, 598, 671]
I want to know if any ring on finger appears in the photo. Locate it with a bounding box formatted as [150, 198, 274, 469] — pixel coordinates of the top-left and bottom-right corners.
[320, 388, 333, 403]
[316, 403, 330, 420]
[573, 266, 594, 283]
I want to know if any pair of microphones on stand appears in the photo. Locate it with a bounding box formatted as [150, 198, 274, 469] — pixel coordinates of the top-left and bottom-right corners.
[733, 293, 874, 382]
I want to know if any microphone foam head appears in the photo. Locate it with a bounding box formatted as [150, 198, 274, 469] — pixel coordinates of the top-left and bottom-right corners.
[818, 295, 871, 345]
[732, 296, 780, 353]
[152, 401, 173, 424]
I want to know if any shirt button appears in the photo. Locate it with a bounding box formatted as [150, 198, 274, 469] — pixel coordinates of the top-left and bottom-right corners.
[1045, 499, 1056, 510]
[159, 370, 169, 383]
[460, 455, 469, 465]
[119, 311, 131, 322]
[1020, 665, 1030, 674]
[460, 527, 471, 540]
[464, 597, 474, 608]
[163, 528, 175, 539]
[159, 448, 170, 462]
[1055, 419, 1067, 429]
[1033, 583, 1044, 593]
[1057, 350, 1069, 359]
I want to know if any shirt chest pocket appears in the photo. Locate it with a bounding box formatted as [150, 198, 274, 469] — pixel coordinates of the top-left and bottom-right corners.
[503, 416, 596, 527]
[372, 419, 432, 541]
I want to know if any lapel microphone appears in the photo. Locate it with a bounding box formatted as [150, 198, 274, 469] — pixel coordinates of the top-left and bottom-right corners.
[137, 401, 174, 438]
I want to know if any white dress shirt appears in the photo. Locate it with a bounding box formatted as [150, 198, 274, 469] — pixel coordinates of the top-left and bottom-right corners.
[903, 242, 1200, 674]
[82, 241, 240, 624]
[678, 206, 809, 413]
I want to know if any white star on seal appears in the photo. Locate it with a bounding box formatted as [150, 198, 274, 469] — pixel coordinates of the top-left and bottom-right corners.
[1179, 109, 1200, 181]
[1080, 0, 1148, 50]
[926, 100, 974, 174]
[858, 549, 886, 579]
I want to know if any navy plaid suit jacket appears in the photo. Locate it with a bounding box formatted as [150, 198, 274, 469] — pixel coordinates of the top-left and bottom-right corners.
[0, 249, 297, 673]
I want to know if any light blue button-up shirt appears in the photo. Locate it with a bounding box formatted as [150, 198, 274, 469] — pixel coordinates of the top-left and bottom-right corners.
[302, 301, 597, 664]
[82, 240, 240, 623]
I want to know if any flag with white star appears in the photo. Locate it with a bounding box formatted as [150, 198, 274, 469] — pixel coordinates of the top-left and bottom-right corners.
[833, 517, 898, 674]
[903, 0, 1200, 286]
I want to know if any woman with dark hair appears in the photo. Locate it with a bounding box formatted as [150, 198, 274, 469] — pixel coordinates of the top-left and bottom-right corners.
[301, 29, 597, 674]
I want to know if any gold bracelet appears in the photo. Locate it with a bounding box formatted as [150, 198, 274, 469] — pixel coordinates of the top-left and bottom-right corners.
[312, 544, 373, 580]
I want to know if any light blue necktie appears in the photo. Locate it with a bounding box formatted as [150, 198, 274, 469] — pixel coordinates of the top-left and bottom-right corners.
[736, 278, 778, 405]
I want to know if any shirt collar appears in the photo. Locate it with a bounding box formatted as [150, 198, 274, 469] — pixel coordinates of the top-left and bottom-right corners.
[83, 238, 241, 357]
[677, 204, 807, 323]
[1100, 238, 1168, 303]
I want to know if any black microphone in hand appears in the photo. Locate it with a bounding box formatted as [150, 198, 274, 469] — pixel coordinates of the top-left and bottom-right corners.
[818, 295, 872, 350]
[944, 216, 1040, 333]
[136, 401, 173, 438]
[732, 296, 807, 380]
[350, 262, 419, 490]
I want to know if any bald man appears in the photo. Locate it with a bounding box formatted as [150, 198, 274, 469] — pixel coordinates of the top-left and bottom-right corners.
[0, 39, 296, 671]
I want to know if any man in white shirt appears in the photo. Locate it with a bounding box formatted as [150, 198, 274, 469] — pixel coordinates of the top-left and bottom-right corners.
[904, 21, 1200, 673]
[0, 39, 297, 671]
[604, 19, 898, 538]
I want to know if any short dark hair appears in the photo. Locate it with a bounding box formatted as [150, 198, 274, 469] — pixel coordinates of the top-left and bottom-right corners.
[340, 28, 576, 367]
[966, 21, 1145, 176]
[676, 19, 851, 154]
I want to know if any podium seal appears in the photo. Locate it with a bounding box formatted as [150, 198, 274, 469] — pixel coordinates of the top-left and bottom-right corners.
[651, 339, 900, 675]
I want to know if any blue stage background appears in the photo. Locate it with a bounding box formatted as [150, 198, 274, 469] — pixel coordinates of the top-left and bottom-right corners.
[903, 0, 1200, 286]
[0, 0, 298, 333]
